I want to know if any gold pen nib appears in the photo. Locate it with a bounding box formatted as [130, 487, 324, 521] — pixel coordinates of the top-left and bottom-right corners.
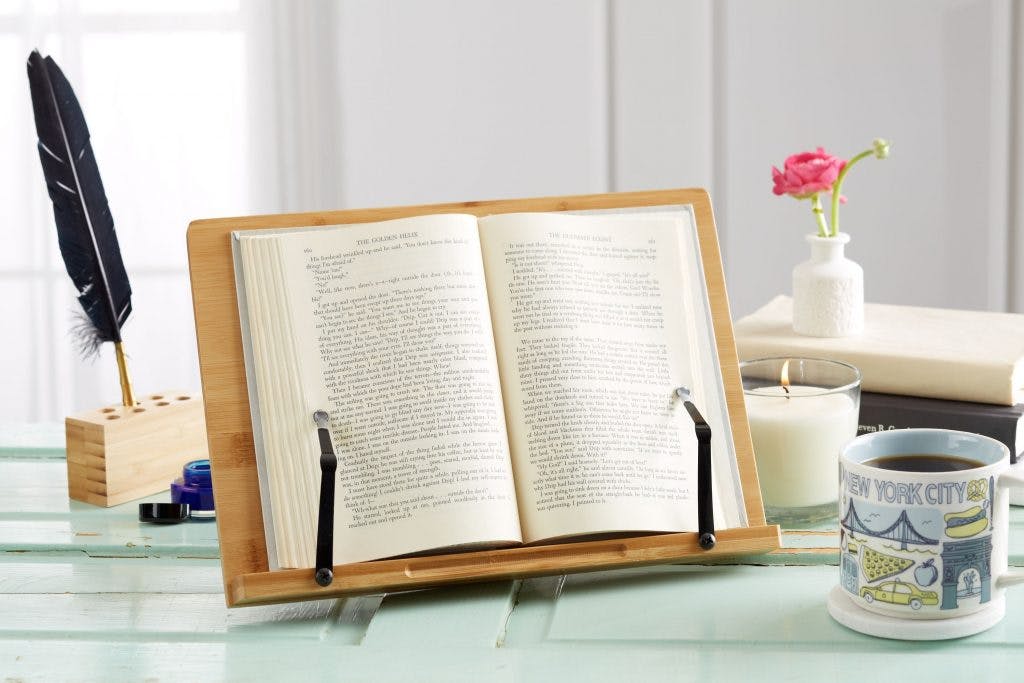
[114, 341, 136, 407]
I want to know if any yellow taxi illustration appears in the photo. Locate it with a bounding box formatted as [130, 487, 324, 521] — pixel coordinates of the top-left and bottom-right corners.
[859, 580, 939, 610]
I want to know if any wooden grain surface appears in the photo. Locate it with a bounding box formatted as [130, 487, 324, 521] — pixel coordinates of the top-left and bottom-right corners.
[186, 189, 777, 606]
[4, 427, 1024, 681]
[65, 392, 208, 507]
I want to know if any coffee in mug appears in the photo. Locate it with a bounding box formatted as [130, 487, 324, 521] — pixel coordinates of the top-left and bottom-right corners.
[862, 454, 984, 473]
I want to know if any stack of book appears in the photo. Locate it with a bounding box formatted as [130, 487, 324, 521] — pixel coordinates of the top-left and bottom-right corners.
[856, 392, 1023, 460]
[734, 296, 1024, 503]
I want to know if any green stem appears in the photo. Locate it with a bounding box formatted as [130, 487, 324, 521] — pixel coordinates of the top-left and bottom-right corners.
[811, 194, 829, 237]
[829, 149, 872, 237]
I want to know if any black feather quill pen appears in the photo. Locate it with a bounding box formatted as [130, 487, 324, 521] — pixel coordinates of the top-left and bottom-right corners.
[27, 49, 136, 406]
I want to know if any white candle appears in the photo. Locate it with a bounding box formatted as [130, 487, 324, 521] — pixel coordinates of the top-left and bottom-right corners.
[745, 385, 858, 508]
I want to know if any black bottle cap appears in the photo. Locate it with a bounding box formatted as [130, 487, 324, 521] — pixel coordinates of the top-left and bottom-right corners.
[139, 502, 190, 524]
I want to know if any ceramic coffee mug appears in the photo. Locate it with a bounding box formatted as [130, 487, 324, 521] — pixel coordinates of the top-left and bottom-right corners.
[833, 429, 1024, 637]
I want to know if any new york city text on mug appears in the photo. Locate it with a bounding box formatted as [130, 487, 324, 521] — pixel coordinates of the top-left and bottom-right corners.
[842, 469, 977, 507]
[838, 429, 1024, 623]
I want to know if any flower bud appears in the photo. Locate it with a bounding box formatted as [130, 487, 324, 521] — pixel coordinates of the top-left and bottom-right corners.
[872, 138, 890, 159]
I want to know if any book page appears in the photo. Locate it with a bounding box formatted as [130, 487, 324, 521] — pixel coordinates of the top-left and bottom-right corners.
[235, 215, 522, 567]
[478, 211, 737, 542]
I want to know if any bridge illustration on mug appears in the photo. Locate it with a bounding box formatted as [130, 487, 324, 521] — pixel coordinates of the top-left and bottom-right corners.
[841, 499, 939, 551]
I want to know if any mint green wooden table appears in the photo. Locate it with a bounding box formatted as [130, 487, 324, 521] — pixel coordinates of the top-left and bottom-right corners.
[3, 424, 1024, 682]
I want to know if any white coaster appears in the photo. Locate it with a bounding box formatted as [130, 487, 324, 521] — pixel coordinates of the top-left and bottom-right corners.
[827, 585, 1005, 640]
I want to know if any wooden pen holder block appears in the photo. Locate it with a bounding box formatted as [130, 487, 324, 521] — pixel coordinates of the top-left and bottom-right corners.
[65, 391, 209, 507]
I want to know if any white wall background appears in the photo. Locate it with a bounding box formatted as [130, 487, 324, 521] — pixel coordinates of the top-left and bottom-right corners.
[4, 0, 1021, 422]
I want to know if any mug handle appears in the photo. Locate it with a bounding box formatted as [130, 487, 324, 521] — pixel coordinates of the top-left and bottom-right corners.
[996, 468, 1024, 590]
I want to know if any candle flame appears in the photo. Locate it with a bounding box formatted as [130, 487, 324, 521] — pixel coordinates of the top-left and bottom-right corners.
[781, 359, 791, 396]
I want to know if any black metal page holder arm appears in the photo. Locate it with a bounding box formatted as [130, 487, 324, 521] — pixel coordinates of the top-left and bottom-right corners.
[675, 386, 716, 550]
[312, 410, 337, 587]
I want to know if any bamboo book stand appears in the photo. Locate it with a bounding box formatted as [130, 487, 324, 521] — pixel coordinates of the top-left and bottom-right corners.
[187, 188, 781, 607]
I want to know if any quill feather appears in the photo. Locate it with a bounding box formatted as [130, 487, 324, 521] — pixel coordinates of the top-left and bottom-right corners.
[27, 50, 136, 406]
[26, 50, 132, 354]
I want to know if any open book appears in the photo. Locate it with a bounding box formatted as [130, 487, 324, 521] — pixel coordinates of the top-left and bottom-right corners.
[233, 208, 748, 569]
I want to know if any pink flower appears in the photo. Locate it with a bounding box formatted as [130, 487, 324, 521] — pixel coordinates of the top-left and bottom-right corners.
[771, 139, 888, 237]
[771, 148, 846, 199]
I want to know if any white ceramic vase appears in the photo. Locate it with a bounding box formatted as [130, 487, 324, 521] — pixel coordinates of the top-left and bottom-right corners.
[792, 233, 863, 337]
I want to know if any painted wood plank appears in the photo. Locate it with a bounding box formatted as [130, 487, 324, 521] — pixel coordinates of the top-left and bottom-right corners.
[0, 593, 338, 638]
[0, 459, 220, 557]
[504, 564, 1024, 648]
[0, 558, 380, 648]
[0, 461, 68, 517]
[0, 557, 224, 594]
[0, 422, 64, 457]
[499, 575, 564, 646]
[1, 637, 1020, 683]
[363, 581, 518, 647]
[0, 640, 516, 683]
[779, 529, 841, 550]
[0, 565, 1023, 680]
[0, 459, 67, 490]
[546, 565, 841, 643]
[0, 518, 219, 558]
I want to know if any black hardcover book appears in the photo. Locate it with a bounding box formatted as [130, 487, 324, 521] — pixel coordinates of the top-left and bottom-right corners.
[858, 392, 1024, 464]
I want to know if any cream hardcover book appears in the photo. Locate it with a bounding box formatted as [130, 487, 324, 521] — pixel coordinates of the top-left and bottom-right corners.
[735, 295, 1024, 406]
[232, 208, 749, 569]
